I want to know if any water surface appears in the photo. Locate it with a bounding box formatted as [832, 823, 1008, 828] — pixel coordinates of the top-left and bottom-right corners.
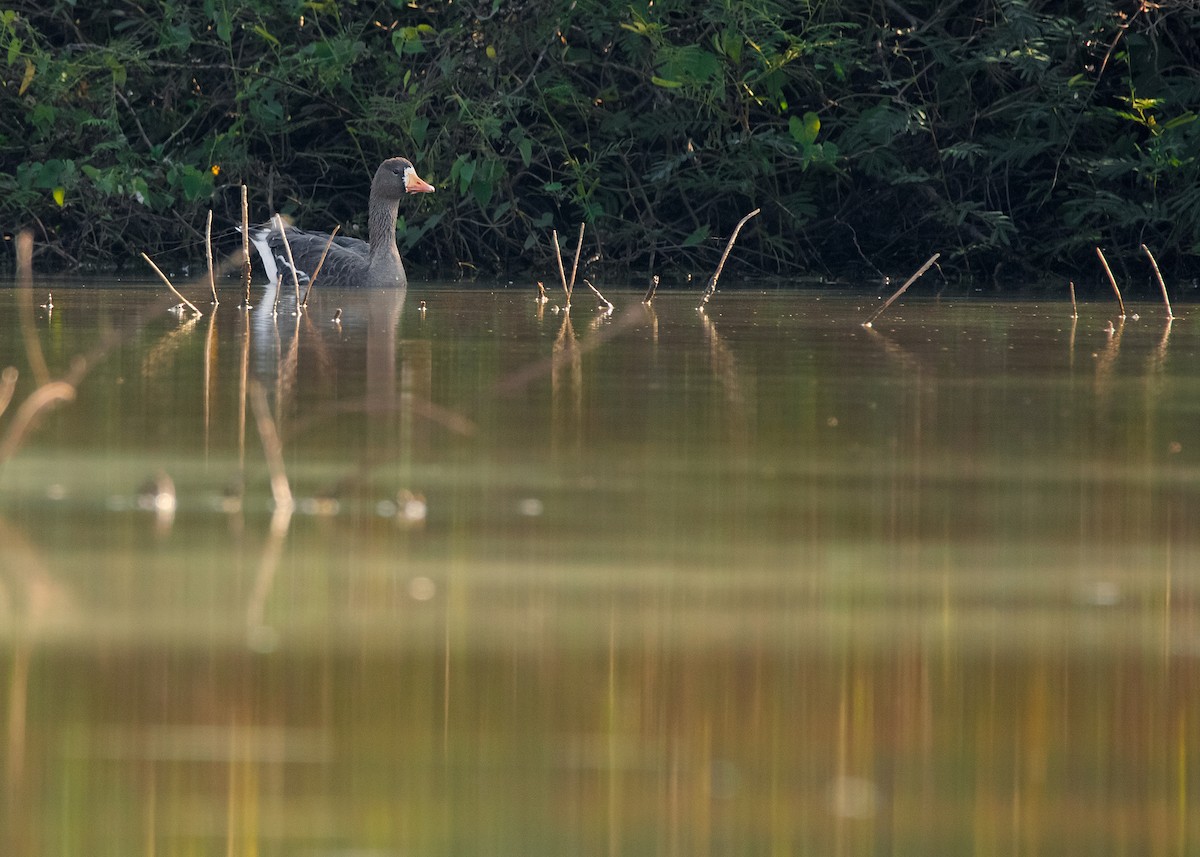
[1, 280, 1197, 855]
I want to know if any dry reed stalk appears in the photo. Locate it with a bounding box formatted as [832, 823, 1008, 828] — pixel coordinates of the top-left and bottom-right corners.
[141, 252, 202, 315]
[1068, 280, 1078, 319]
[862, 252, 941, 327]
[205, 209, 218, 305]
[274, 214, 302, 307]
[1140, 244, 1173, 319]
[1094, 246, 1126, 318]
[567, 222, 586, 297]
[643, 274, 660, 304]
[302, 224, 339, 306]
[249, 380, 294, 512]
[551, 228, 570, 306]
[699, 207, 762, 307]
[583, 278, 613, 310]
[241, 185, 252, 304]
[536, 280, 548, 303]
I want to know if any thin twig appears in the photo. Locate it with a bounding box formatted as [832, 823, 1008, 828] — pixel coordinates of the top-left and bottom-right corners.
[699, 208, 761, 307]
[205, 209, 218, 305]
[551, 228, 570, 307]
[535, 280, 549, 304]
[141, 252, 201, 316]
[241, 185, 252, 304]
[302, 224, 339, 306]
[248, 381, 294, 512]
[861, 252, 941, 328]
[274, 214, 302, 307]
[583, 278, 613, 310]
[1068, 280, 1078, 319]
[643, 274, 660, 304]
[1140, 244, 1173, 320]
[1094, 246, 1126, 318]
[567, 222, 585, 298]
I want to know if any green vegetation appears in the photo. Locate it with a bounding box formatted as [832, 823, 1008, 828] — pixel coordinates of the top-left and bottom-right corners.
[2, 1, 1199, 285]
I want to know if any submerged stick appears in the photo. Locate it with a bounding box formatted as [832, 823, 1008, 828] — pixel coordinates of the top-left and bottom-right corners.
[141, 252, 202, 316]
[699, 207, 761, 307]
[205, 209, 218, 305]
[583, 278, 613, 310]
[1094, 246, 1126, 318]
[302, 224, 339, 306]
[551, 228, 570, 307]
[862, 252, 941, 328]
[567, 222, 586, 298]
[241, 185, 252, 304]
[274, 214, 302, 307]
[535, 280, 549, 304]
[643, 274, 660, 304]
[1140, 244, 1173, 320]
[248, 380, 294, 512]
[1068, 280, 1078, 319]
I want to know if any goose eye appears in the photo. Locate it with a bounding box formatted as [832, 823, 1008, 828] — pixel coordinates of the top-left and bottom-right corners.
[392, 168, 401, 176]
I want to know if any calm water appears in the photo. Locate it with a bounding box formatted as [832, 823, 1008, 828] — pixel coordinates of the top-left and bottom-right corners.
[0, 278, 1197, 855]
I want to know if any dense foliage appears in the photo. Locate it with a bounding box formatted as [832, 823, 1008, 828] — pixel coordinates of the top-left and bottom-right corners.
[2, 0, 1199, 286]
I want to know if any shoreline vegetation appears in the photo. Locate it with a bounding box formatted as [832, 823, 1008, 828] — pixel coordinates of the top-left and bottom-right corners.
[2, 1, 1199, 290]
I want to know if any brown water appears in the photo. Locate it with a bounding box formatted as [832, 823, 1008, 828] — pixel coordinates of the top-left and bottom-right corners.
[0, 280, 1197, 855]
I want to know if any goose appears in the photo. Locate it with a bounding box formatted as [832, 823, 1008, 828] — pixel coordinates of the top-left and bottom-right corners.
[250, 157, 435, 289]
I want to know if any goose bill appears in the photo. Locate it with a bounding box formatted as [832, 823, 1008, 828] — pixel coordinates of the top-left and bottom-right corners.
[404, 167, 436, 194]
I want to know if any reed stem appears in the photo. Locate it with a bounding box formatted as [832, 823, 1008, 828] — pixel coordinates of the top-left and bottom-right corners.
[551, 228, 570, 307]
[141, 252, 202, 315]
[1094, 246, 1126, 318]
[862, 252, 940, 327]
[1140, 244, 1173, 320]
[700, 208, 761, 307]
[643, 274, 660, 304]
[205, 209, 218, 305]
[241, 185, 252, 305]
[567, 222, 585, 299]
[302, 225, 339, 306]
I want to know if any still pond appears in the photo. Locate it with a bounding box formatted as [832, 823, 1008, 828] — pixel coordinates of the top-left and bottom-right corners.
[0, 278, 1197, 855]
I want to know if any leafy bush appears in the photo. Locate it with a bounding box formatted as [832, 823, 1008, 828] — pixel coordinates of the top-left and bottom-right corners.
[2, 0, 1199, 284]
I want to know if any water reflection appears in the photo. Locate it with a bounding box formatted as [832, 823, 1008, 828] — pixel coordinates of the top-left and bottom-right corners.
[0, 286, 1197, 855]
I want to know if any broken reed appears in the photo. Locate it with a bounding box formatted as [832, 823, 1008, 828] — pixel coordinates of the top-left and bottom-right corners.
[302, 225, 340, 306]
[549, 223, 588, 308]
[141, 252, 201, 316]
[551, 228, 570, 306]
[240, 185, 252, 306]
[861, 252, 941, 327]
[1140, 244, 1174, 320]
[274, 213, 302, 308]
[1068, 280, 1078, 319]
[205, 209, 218, 305]
[699, 208, 761, 307]
[643, 274, 660, 304]
[1094, 246, 1126, 318]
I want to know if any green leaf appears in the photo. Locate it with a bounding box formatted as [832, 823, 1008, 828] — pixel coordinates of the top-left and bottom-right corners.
[682, 224, 710, 246]
[651, 76, 683, 89]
